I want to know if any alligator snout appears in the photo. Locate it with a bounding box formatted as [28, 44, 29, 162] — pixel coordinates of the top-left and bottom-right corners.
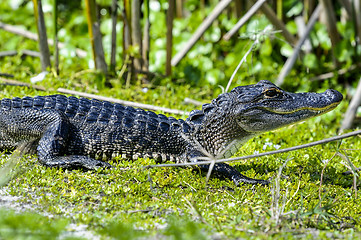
[324, 89, 343, 103]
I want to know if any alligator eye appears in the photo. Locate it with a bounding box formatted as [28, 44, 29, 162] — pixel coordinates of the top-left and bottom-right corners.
[264, 88, 280, 98]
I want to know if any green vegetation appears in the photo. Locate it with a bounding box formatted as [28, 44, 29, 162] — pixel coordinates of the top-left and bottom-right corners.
[0, 0, 361, 239]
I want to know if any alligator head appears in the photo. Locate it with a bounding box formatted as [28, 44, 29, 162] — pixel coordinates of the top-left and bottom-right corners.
[186, 80, 343, 158]
[233, 80, 343, 132]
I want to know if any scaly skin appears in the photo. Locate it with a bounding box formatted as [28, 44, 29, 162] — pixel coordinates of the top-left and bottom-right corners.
[0, 80, 343, 185]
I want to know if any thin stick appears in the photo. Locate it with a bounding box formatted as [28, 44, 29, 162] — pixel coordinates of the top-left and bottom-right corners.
[0, 50, 17, 57]
[53, 0, 59, 75]
[225, 40, 257, 93]
[276, 4, 321, 86]
[310, 64, 360, 81]
[225, 27, 276, 92]
[0, 77, 46, 91]
[142, 0, 150, 71]
[146, 129, 361, 168]
[33, 0, 51, 71]
[0, 22, 87, 58]
[319, 152, 337, 202]
[0, 73, 14, 78]
[223, 0, 266, 41]
[256, 0, 297, 45]
[337, 151, 358, 198]
[354, 0, 361, 47]
[131, 0, 142, 70]
[171, 0, 233, 66]
[57, 88, 189, 116]
[184, 97, 203, 106]
[85, 0, 108, 73]
[341, 77, 361, 130]
[1, 77, 189, 115]
[110, 0, 118, 73]
[166, 0, 174, 75]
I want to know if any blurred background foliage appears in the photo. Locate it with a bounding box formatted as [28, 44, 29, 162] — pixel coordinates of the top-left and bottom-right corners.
[0, 0, 359, 93]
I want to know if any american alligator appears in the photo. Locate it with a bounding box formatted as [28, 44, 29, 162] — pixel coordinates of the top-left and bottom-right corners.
[0, 80, 342, 185]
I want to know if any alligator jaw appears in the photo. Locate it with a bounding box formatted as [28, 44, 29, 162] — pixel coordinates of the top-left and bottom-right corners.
[265, 89, 343, 115]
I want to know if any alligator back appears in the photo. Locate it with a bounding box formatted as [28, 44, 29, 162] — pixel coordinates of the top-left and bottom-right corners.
[0, 95, 191, 162]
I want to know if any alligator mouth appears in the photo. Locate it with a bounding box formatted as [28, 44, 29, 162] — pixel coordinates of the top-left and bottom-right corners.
[263, 100, 341, 115]
[262, 89, 343, 116]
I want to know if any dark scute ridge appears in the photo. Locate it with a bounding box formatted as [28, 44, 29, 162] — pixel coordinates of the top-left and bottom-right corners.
[86, 110, 100, 123]
[179, 119, 191, 133]
[122, 117, 134, 128]
[135, 108, 147, 115]
[110, 113, 122, 124]
[146, 117, 159, 131]
[33, 96, 46, 109]
[187, 110, 205, 124]
[135, 113, 148, 122]
[186, 92, 232, 125]
[98, 108, 111, 124]
[22, 96, 33, 108]
[213, 93, 230, 106]
[78, 98, 91, 115]
[159, 121, 170, 132]
[168, 116, 177, 122]
[125, 106, 136, 114]
[1, 98, 11, 111]
[90, 99, 102, 109]
[55, 95, 68, 112]
[102, 101, 113, 110]
[202, 103, 214, 114]
[65, 96, 79, 117]
[124, 110, 135, 119]
[147, 111, 158, 118]
[12, 97, 22, 108]
[44, 96, 56, 109]
[114, 103, 125, 112]
[171, 121, 181, 131]
[134, 119, 146, 131]
[158, 114, 168, 121]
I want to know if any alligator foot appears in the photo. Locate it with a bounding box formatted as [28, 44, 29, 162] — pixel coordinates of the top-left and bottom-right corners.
[198, 163, 269, 186]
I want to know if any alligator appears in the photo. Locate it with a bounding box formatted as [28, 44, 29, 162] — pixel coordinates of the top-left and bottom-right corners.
[0, 80, 342, 185]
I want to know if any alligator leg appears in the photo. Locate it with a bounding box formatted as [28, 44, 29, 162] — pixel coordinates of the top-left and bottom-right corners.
[35, 110, 111, 169]
[198, 163, 269, 185]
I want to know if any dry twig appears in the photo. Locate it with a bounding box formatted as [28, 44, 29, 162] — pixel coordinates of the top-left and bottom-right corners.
[171, 0, 233, 66]
[57, 88, 189, 116]
[146, 129, 361, 168]
[341, 77, 361, 130]
[223, 0, 266, 41]
[0, 21, 87, 58]
[276, 4, 321, 86]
